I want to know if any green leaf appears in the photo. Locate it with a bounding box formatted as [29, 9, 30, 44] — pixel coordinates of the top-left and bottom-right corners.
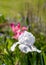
[40, 53, 45, 65]
[42, 52, 46, 65]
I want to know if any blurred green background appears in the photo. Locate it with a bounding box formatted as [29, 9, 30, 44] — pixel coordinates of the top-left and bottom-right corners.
[0, 0, 46, 18]
[0, 0, 46, 65]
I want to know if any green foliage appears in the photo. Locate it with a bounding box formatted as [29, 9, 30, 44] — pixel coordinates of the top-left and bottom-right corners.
[0, 14, 7, 23]
[0, 23, 46, 65]
[0, 1, 46, 63]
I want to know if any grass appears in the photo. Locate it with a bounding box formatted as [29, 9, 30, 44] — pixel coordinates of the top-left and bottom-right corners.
[0, 0, 22, 17]
[0, 1, 45, 14]
[0, 0, 46, 22]
[0, 0, 31, 17]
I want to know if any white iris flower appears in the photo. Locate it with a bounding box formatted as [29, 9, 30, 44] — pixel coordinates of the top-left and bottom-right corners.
[10, 31, 41, 53]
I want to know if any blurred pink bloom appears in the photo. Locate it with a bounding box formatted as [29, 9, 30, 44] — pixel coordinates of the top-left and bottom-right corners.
[10, 23, 20, 33]
[22, 27, 28, 31]
[10, 23, 27, 39]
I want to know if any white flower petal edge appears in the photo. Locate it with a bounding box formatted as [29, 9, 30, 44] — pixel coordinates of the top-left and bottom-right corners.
[18, 31, 35, 45]
[19, 44, 41, 53]
[31, 46, 41, 53]
[10, 42, 20, 51]
[19, 44, 32, 53]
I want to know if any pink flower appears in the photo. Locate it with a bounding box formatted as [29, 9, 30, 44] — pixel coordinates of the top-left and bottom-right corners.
[10, 23, 20, 33]
[22, 27, 28, 31]
[10, 23, 27, 39]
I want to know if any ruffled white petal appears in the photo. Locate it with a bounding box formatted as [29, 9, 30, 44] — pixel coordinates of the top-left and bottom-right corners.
[18, 31, 35, 45]
[10, 42, 20, 51]
[31, 46, 41, 53]
[19, 44, 32, 53]
[19, 44, 41, 53]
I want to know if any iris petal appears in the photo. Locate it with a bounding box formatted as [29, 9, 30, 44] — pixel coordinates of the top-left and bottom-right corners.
[18, 31, 35, 45]
[19, 44, 32, 53]
[10, 42, 20, 51]
[30, 45, 41, 53]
